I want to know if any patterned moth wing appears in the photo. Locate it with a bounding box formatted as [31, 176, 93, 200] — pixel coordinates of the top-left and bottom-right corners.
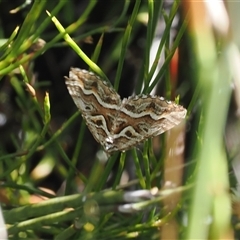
[65, 68, 121, 150]
[65, 68, 187, 153]
[104, 95, 187, 152]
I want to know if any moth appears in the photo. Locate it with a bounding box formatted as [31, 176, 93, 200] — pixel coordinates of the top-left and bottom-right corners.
[65, 68, 187, 153]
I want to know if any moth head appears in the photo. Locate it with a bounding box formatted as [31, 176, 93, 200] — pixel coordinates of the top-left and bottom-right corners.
[103, 136, 120, 153]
